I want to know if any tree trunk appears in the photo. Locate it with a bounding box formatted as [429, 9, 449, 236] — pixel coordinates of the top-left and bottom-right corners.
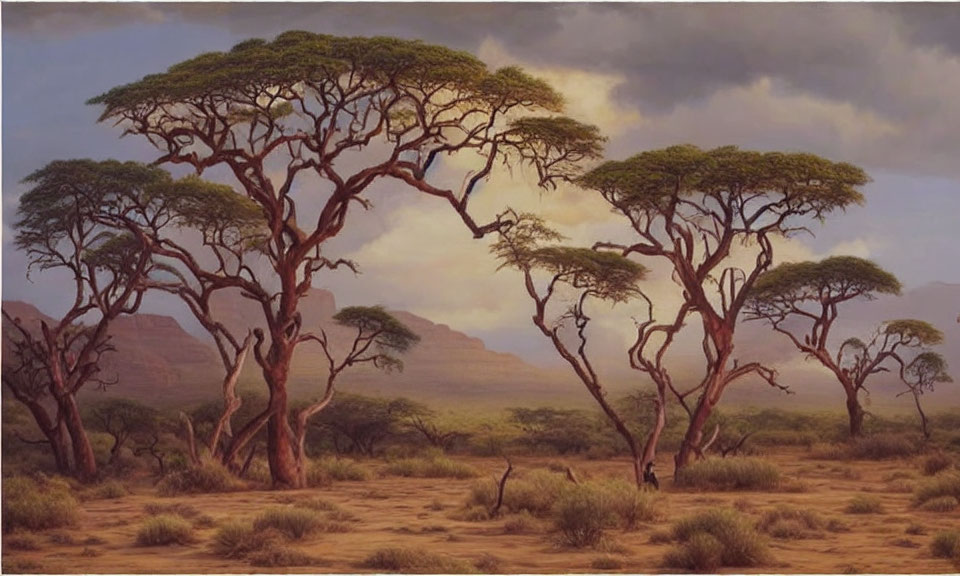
[60, 394, 97, 482]
[640, 390, 667, 470]
[912, 391, 930, 440]
[845, 390, 864, 438]
[264, 373, 302, 489]
[675, 395, 714, 471]
[22, 400, 72, 475]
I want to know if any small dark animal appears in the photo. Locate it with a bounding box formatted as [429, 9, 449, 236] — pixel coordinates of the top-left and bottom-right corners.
[643, 461, 660, 490]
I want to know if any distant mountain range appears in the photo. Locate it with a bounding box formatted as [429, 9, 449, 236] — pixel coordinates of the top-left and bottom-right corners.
[3, 282, 957, 411]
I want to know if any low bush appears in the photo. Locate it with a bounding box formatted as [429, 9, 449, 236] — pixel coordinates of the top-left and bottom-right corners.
[922, 453, 953, 476]
[135, 514, 195, 546]
[5, 534, 41, 550]
[919, 496, 959, 512]
[362, 547, 476, 573]
[674, 458, 780, 491]
[89, 480, 128, 500]
[554, 485, 611, 548]
[845, 495, 885, 514]
[931, 531, 960, 561]
[666, 508, 770, 570]
[248, 546, 315, 567]
[156, 462, 244, 496]
[600, 479, 661, 528]
[385, 455, 478, 479]
[253, 507, 320, 540]
[849, 434, 919, 460]
[212, 521, 274, 558]
[2, 476, 78, 531]
[757, 506, 825, 539]
[308, 457, 370, 485]
[913, 472, 960, 506]
[473, 553, 503, 573]
[503, 512, 536, 534]
[467, 469, 569, 517]
[826, 518, 851, 533]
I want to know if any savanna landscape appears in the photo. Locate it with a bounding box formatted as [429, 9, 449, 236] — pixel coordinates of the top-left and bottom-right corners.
[2, 3, 960, 574]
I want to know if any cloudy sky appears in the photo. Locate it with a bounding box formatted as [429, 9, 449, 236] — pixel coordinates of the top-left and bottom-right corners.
[3, 2, 959, 373]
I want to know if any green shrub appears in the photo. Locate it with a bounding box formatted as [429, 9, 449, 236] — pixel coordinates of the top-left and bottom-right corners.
[362, 547, 476, 573]
[664, 532, 724, 572]
[845, 495, 885, 514]
[600, 479, 661, 528]
[913, 473, 960, 506]
[156, 462, 244, 496]
[2, 476, 78, 531]
[309, 457, 370, 483]
[591, 555, 624, 570]
[467, 469, 569, 517]
[931, 531, 960, 559]
[919, 496, 959, 512]
[253, 507, 320, 540]
[922, 453, 953, 476]
[135, 514, 195, 546]
[89, 480, 128, 500]
[385, 455, 478, 479]
[212, 521, 274, 558]
[668, 508, 769, 569]
[674, 458, 780, 491]
[757, 506, 825, 539]
[554, 485, 612, 548]
[248, 546, 315, 567]
[849, 434, 919, 460]
[753, 430, 819, 448]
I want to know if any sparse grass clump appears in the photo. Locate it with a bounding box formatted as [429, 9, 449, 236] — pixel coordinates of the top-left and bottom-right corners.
[757, 505, 825, 539]
[919, 496, 959, 512]
[362, 547, 476, 573]
[135, 514, 195, 546]
[906, 523, 927, 535]
[600, 479, 661, 528]
[503, 512, 536, 534]
[674, 458, 780, 491]
[306, 457, 370, 486]
[156, 462, 244, 496]
[913, 472, 960, 506]
[849, 434, 919, 460]
[591, 555, 624, 570]
[212, 521, 272, 558]
[826, 518, 851, 533]
[931, 531, 960, 563]
[385, 455, 478, 479]
[467, 469, 569, 517]
[554, 485, 611, 547]
[473, 553, 503, 573]
[885, 479, 915, 493]
[144, 502, 200, 518]
[845, 495, 885, 514]
[253, 507, 320, 540]
[248, 546, 315, 567]
[89, 480, 128, 500]
[922, 453, 953, 476]
[2, 476, 78, 531]
[5, 534, 41, 550]
[665, 508, 770, 570]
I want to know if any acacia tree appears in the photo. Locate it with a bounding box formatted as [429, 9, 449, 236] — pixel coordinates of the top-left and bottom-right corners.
[898, 351, 951, 439]
[492, 213, 654, 485]
[89, 31, 603, 487]
[745, 256, 943, 436]
[89, 398, 159, 464]
[579, 145, 867, 468]
[2, 161, 165, 481]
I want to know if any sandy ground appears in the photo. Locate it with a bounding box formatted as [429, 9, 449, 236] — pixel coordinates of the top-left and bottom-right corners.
[3, 449, 959, 574]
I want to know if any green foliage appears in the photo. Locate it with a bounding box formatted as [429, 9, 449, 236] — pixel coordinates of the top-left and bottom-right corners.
[156, 461, 245, 496]
[667, 508, 770, 570]
[845, 495, 885, 514]
[310, 394, 426, 457]
[333, 306, 420, 358]
[384, 455, 478, 479]
[913, 472, 960, 506]
[2, 476, 78, 531]
[847, 434, 920, 460]
[253, 507, 320, 540]
[757, 506, 825, 539]
[468, 468, 570, 517]
[674, 457, 780, 491]
[361, 547, 476, 574]
[509, 407, 607, 454]
[553, 485, 612, 547]
[919, 496, 959, 512]
[883, 320, 944, 346]
[580, 145, 866, 219]
[748, 256, 901, 305]
[135, 514, 195, 546]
